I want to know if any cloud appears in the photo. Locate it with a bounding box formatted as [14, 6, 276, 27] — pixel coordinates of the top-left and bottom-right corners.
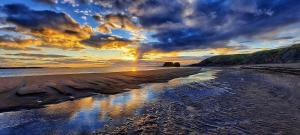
[82, 33, 139, 60]
[135, 0, 300, 51]
[0, 34, 42, 50]
[0, 4, 142, 52]
[87, 0, 300, 52]
[1, 0, 300, 66]
[0, 56, 41, 67]
[6, 53, 68, 58]
[89, 0, 139, 11]
[270, 36, 295, 41]
[94, 14, 141, 37]
[81, 34, 131, 47]
[2, 4, 78, 31]
[35, 0, 58, 4]
[0, 54, 109, 67]
[92, 13, 103, 22]
[0, 4, 92, 50]
[129, 0, 187, 29]
[32, 0, 300, 52]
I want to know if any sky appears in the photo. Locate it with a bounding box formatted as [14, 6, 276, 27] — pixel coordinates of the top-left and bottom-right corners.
[0, 0, 300, 67]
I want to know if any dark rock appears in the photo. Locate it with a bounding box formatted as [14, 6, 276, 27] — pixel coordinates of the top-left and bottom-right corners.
[174, 62, 180, 67]
[163, 62, 181, 67]
[163, 62, 174, 67]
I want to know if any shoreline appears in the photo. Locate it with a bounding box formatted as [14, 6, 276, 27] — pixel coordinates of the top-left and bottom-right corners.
[0, 68, 201, 113]
[94, 67, 300, 134]
[239, 63, 300, 75]
[191, 63, 300, 75]
[0, 67, 299, 134]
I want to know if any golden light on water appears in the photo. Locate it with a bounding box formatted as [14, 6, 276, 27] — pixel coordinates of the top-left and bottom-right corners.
[43, 97, 94, 118]
[43, 88, 150, 120]
[97, 89, 148, 119]
[130, 66, 137, 72]
[38, 69, 218, 122]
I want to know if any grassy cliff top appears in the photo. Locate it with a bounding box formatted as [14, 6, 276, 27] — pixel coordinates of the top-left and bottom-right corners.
[191, 44, 300, 66]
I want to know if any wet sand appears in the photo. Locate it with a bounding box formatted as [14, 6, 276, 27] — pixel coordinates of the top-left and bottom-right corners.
[95, 67, 300, 134]
[240, 63, 300, 75]
[0, 68, 201, 112]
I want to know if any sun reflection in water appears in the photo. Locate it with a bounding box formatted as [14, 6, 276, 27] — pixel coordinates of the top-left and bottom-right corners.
[42, 69, 219, 121]
[0, 69, 222, 135]
[130, 66, 137, 72]
[43, 85, 159, 120]
[44, 97, 94, 117]
[98, 89, 149, 119]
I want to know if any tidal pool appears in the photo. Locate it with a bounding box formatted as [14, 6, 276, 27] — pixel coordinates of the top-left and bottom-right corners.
[0, 69, 219, 135]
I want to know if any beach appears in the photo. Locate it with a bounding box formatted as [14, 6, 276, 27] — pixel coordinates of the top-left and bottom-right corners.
[0, 68, 201, 112]
[95, 67, 300, 134]
[0, 66, 299, 134]
[1, 0, 299, 134]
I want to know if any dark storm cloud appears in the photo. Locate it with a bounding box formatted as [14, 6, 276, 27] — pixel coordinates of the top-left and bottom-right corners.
[130, 0, 185, 28]
[81, 34, 131, 48]
[133, 0, 300, 51]
[0, 34, 18, 42]
[271, 36, 295, 41]
[75, 0, 300, 51]
[1, 4, 80, 31]
[3, 0, 300, 52]
[0, 4, 94, 50]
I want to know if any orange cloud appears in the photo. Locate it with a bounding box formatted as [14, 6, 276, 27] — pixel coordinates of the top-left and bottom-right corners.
[0, 24, 93, 51]
[0, 38, 42, 50]
[212, 48, 236, 55]
[139, 47, 242, 65]
[99, 40, 139, 61]
[97, 24, 112, 33]
[96, 14, 141, 34]
[1, 5, 93, 50]
[17, 24, 93, 50]
[141, 50, 179, 60]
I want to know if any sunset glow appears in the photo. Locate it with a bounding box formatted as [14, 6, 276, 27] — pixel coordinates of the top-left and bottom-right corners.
[0, 0, 299, 67]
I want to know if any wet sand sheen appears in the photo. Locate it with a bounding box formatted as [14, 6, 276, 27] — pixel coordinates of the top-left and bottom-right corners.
[0, 68, 201, 112]
[0, 69, 218, 135]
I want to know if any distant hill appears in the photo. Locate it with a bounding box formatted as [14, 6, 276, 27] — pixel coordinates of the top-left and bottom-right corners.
[190, 44, 300, 66]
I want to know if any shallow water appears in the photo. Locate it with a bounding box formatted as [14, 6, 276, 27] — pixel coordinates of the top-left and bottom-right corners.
[0, 66, 168, 77]
[0, 69, 220, 135]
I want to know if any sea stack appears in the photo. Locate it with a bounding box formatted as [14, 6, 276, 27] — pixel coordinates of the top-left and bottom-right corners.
[163, 62, 181, 67]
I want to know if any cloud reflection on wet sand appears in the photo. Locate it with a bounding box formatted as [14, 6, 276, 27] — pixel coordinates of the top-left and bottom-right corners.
[0, 69, 219, 134]
[43, 69, 219, 120]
